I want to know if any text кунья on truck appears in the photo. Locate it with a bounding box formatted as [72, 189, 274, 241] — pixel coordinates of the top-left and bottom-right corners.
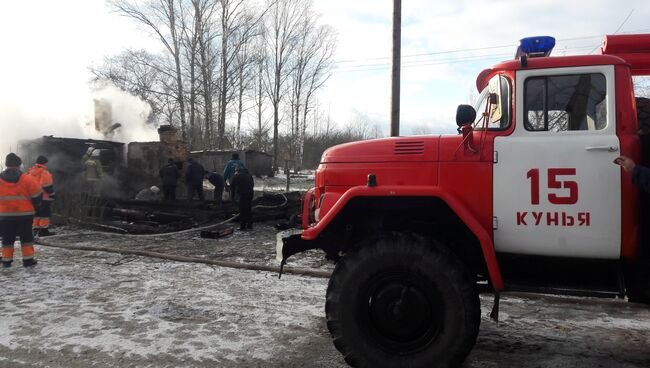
[278, 34, 650, 368]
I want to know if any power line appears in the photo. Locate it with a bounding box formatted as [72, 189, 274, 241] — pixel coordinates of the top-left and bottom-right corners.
[333, 45, 598, 74]
[590, 9, 635, 54]
[335, 28, 650, 65]
[335, 43, 516, 64]
[614, 9, 635, 34]
[337, 44, 597, 70]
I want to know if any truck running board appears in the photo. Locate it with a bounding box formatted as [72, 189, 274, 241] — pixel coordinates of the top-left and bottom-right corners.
[503, 283, 624, 299]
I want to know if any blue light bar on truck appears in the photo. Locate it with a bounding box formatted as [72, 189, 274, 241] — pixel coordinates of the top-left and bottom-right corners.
[515, 36, 556, 59]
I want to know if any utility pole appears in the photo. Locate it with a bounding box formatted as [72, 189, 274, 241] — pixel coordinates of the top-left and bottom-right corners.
[390, 0, 401, 137]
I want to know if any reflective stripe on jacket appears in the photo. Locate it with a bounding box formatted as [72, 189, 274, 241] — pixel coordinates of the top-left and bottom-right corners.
[28, 164, 55, 201]
[0, 171, 42, 218]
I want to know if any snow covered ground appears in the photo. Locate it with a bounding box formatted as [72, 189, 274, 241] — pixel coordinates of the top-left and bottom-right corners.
[1, 224, 649, 367]
[254, 172, 315, 193]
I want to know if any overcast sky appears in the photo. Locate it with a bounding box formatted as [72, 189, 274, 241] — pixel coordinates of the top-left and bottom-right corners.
[1, 0, 649, 150]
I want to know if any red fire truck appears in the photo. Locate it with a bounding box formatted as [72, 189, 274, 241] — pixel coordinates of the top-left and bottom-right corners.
[278, 34, 650, 368]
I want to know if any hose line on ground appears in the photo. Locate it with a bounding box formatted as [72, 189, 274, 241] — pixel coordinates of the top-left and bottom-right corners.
[36, 193, 324, 278]
[37, 239, 331, 279]
[48, 193, 289, 239]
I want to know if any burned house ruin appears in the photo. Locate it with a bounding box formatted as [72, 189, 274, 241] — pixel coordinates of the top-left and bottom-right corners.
[16, 123, 283, 235]
[190, 149, 273, 177]
[18, 125, 189, 197]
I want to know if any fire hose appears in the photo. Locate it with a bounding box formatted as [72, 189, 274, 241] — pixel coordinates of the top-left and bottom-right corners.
[36, 194, 331, 279]
[36, 238, 331, 279]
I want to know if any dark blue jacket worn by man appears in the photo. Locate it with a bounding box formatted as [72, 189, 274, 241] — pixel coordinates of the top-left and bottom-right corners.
[206, 172, 224, 201]
[633, 165, 650, 193]
[230, 167, 254, 230]
[185, 159, 205, 200]
[159, 160, 181, 200]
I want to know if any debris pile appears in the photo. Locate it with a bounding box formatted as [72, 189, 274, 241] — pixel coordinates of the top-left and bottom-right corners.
[54, 192, 302, 234]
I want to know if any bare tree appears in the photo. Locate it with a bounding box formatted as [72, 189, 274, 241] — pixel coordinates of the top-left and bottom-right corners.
[109, 0, 188, 137]
[250, 38, 270, 151]
[215, 0, 264, 149]
[180, 0, 218, 146]
[297, 23, 335, 167]
[410, 124, 432, 135]
[91, 49, 175, 124]
[634, 76, 650, 98]
[264, 0, 302, 170]
[194, 0, 220, 148]
[286, 9, 313, 167]
[345, 110, 384, 140]
[232, 39, 257, 148]
[94, 0, 338, 160]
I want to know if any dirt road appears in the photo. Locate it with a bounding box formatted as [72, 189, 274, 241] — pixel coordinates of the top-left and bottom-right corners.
[1, 224, 649, 367]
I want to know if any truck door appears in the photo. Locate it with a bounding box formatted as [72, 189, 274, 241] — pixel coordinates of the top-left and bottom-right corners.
[493, 65, 621, 259]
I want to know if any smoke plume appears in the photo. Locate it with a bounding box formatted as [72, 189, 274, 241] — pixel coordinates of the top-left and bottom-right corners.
[0, 83, 157, 160]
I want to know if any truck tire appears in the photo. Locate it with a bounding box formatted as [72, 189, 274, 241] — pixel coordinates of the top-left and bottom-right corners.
[325, 234, 480, 368]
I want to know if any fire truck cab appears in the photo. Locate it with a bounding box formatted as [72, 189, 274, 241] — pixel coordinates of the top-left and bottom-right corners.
[278, 34, 650, 368]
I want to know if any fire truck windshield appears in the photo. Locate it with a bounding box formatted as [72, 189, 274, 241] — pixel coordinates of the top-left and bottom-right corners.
[472, 74, 512, 130]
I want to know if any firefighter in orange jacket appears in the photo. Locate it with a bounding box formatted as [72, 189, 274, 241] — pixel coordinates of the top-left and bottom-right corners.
[29, 155, 55, 236]
[0, 153, 42, 267]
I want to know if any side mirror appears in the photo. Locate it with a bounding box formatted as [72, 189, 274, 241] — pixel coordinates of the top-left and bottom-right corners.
[456, 104, 479, 154]
[456, 104, 477, 127]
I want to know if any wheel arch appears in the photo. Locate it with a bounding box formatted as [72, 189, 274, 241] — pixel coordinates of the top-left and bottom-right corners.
[304, 186, 504, 290]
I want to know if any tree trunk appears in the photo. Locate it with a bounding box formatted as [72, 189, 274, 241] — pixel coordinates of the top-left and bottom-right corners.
[273, 101, 279, 171]
[236, 66, 245, 148]
[168, 1, 186, 139]
[257, 71, 263, 150]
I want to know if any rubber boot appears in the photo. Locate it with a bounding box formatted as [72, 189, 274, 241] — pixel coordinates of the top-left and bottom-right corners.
[23, 259, 37, 267]
[2, 260, 12, 268]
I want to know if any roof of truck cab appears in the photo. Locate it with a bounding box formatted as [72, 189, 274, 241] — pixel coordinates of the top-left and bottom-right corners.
[476, 54, 628, 91]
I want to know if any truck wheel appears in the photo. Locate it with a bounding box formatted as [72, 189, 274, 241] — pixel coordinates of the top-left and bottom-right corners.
[325, 235, 480, 368]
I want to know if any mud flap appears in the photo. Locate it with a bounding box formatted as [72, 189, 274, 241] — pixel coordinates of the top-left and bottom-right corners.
[490, 291, 500, 323]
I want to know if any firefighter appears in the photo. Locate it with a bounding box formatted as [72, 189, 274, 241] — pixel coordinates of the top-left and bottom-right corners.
[28, 155, 55, 236]
[0, 153, 42, 267]
[230, 166, 254, 230]
[83, 150, 103, 196]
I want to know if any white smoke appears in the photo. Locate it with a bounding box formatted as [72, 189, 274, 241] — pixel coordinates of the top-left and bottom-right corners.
[0, 84, 157, 159]
[91, 84, 158, 143]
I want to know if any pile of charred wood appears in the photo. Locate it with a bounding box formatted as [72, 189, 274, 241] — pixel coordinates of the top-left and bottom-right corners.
[53, 192, 302, 234]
